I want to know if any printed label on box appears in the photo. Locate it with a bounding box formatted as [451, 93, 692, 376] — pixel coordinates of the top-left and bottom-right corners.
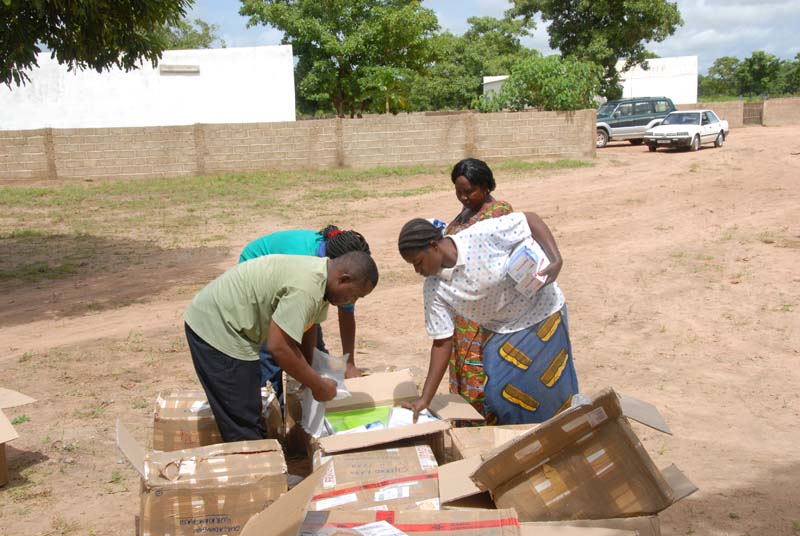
[416, 445, 437, 471]
[315, 492, 358, 510]
[353, 521, 409, 536]
[374, 485, 411, 502]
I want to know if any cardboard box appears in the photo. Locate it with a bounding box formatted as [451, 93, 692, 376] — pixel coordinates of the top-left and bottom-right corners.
[117, 421, 287, 536]
[239, 462, 639, 536]
[449, 424, 537, 461]
[152, 388, 283, 451]
[0, 388, 36, 487]
[310, 445, 440, 512]
[522, 517, 660, 536]
[290, 369, 484, 462]
[300, 509, 522, 535]
[471, 388, 697, 521]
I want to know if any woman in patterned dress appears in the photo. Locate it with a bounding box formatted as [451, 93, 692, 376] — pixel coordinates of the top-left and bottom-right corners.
[445, 158, 513, 419]
[398, 213, 578, 425]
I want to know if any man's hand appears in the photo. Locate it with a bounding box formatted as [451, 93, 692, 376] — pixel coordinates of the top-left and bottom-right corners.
[345, 362, 362, 379]
[312, 377, 338, 402]
[401, 397, 430, 424]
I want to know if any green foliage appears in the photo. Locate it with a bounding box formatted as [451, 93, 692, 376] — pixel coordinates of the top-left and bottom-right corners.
[0, 0, 193, 87]
[699, 52, 800, 98]
[509, 0, 683, 99]
[476, 55, 602, 112]
[407, 16, 538, 112]
[241, 0, 439, 117]
[161, 18, 226, 50]
[11, 415, 30, 425]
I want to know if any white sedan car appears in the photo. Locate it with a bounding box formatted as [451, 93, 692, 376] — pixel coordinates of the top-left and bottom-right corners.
[644, 110, 730, 152]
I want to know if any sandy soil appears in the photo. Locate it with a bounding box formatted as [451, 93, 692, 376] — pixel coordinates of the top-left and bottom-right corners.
[1, 126, 798, 536]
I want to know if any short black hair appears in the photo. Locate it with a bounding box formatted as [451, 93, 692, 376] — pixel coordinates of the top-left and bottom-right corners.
[398, 218, 441, 255]
[333, 251, 379, 287]
[450, 158, 496, 191]
[319, 225, 371, 258]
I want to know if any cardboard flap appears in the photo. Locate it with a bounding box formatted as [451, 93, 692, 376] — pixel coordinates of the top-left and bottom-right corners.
[520, 525, 636, 535]
[429, 393, 485, 422]
[439, 456, 485, 505]
[661, 463, 698, 502]
[318, 419, 450, 454]
[241, 461, 330, 536]
[618, 393, 672, 435]
[1, 409, 19, 443]
[0, 388, 36, 410]
[116, 420, 146, 478]
[327, 369, 420, 411]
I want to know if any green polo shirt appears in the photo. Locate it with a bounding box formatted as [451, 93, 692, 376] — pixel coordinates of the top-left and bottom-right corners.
[184, 255, 329, 361]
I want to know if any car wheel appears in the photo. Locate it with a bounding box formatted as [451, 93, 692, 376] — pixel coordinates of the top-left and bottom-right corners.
[596, 129, 609, 149]
[689, 135, 700, 152]
[648, 144, 657, 152]
[714, 132, 724, 148]
[629, 139, 643, 145]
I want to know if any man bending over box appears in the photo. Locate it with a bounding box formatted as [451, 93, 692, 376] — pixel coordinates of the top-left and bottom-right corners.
[184, 251, 379, 442]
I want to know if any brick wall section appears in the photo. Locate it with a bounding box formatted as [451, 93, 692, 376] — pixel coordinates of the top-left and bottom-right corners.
[676, 101, 744, 128]
[475, 110, 595, 160]
[0, 129, 50, 182]
[53, 126, 196, 180]
[763, 97, 800, 126]
[0, 109, 596, 183]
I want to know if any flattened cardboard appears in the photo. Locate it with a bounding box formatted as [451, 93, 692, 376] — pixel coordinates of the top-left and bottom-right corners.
[0, 388, 36, 487]
[0, 388, 36, 409]
[241, 461, 332, 536]
[300, 508, 522, 535]
[297, 370, 483, 462]
[117, 421, 287, 536]
[471, 388, 696, 521]
[522, 517, 660, 536]
[311, 445, 440, 511]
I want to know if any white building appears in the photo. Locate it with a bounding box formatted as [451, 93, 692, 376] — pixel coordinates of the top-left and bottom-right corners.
[0, 45, 296, 130]
[617, 56, 697, 105]
[482, 55, 698, 105]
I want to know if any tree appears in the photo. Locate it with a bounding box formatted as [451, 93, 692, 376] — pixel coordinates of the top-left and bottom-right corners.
[736, 51, 786, 97]
[699, 56, 741, 97]
[475, 55, 602, 112]
[161, 18, 226, 50]
[407, 16, 537, 112]
[1, 0, 193, 87]
[241, 0, 439, 117]
[509, 0, 682, 99]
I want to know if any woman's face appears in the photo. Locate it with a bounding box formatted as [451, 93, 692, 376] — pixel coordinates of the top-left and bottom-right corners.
[401, 246, 443, 277]
[453, 175, 488, 214]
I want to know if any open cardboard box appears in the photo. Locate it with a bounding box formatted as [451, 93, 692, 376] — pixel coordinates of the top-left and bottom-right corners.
[240, 462, 637, 536]
[470, 388, 697, 522]
[293, 369, 484, 462]
[0, 388, 36, 487]
[449, 423, 538, 461]
[117, 420, 287, 536]
[152, 387, 283, 451]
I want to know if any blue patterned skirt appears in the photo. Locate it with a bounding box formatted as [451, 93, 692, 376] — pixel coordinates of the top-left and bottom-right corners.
[482, 306, 579, 425]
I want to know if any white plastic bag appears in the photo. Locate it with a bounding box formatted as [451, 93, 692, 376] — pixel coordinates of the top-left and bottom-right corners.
[301, 349, 352, 437]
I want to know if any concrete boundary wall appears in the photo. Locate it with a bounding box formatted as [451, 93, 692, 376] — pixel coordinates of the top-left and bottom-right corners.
[0, 110, 595, 183]
[676, 101, 744, 128]
[763, 97, 800, 126]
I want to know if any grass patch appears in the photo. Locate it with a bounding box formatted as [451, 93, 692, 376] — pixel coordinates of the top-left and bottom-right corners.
[0, 261, 77, 282]
[11, 414, 31, 425]
[493, 159, 593, 172]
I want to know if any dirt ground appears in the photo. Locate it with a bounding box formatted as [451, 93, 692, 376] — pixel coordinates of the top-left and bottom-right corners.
[1, 126, 799, 536]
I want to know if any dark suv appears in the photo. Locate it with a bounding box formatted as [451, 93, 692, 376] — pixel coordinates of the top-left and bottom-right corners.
[596, 97, 676, 148]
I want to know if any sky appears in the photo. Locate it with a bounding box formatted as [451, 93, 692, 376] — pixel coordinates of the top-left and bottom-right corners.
[189, 0, 800, 74]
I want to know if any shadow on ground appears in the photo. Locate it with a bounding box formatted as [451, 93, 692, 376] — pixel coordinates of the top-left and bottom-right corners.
[0, 233, 229, 327]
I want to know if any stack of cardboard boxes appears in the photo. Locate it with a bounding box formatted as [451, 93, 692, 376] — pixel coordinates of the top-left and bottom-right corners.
[117, 371, 696, 536]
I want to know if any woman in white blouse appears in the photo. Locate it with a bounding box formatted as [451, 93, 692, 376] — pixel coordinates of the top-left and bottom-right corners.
[398, 212, 579, 425]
